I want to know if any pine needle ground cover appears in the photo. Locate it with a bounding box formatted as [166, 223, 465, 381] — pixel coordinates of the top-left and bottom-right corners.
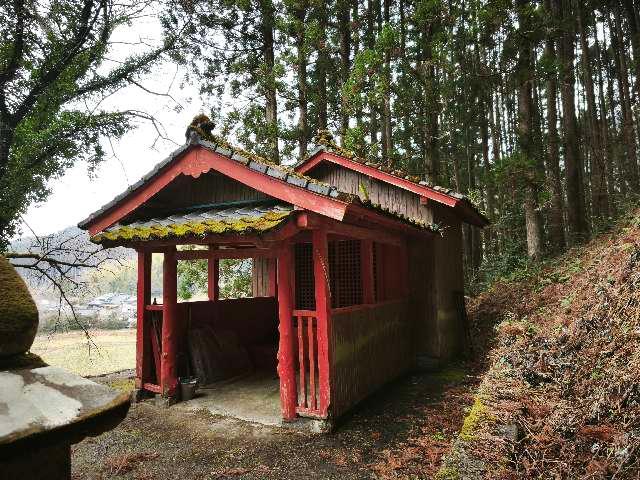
[442, 209, 640, 479]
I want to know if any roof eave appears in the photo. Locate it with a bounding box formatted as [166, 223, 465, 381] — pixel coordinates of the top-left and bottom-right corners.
[77, 142, 196, 230]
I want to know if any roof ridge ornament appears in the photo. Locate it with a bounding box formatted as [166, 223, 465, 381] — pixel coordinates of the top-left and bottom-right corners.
[185, 113, 215, 142]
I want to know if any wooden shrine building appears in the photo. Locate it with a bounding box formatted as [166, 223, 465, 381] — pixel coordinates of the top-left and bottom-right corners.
[78, 118, 487, 423]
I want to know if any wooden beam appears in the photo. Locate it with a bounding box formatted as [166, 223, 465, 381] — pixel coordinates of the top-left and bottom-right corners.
[135, 250, 152, 389]
[161, 247, 179, 399]
[345, 203, 437, 238]
[207, 245, 219, 301]
[277, 242, 297, 420]
[175, 248, 273, 261]
[312, 229, 332, 417]
[297, 211, 404, 246]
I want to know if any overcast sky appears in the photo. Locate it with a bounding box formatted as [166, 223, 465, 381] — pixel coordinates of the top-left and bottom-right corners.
[16, 9, 207, 238]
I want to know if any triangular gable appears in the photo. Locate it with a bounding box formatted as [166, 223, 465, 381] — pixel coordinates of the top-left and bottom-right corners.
[79, 139, 356, 237]
[296, 148, 489, 227]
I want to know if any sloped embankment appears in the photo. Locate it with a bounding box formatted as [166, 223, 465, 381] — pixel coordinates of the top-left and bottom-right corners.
[440, 210, 640, 479]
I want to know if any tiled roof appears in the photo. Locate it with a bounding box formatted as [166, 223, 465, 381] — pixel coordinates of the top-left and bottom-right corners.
[79, 116, 443, 238]
[77, 130, 352, 230]
[301, 131, 486, 222]
[91, 201, 293, 246]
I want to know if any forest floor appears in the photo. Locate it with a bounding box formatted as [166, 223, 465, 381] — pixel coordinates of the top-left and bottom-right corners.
[73, 366, 477, 480]
[440, 207, 640, 479]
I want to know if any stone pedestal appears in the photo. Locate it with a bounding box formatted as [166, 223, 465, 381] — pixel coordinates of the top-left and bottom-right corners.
[0, 365, 130, 480]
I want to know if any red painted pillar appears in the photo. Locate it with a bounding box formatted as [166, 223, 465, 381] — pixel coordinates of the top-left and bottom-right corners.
[277, 243, 297, 420]
[135, 250, 152, 389]
[313, 229, 332, 417]
[207, 246, 219, 301]
[361, 240, 374, 304]
[161, 247, 179, 399]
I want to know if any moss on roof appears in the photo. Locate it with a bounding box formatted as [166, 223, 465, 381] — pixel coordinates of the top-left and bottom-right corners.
[92, 210, 291, 245]
[0, 255, 39, 357]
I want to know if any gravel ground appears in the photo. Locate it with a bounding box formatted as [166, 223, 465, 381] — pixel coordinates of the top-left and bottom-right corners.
[72, 367, 476, 480]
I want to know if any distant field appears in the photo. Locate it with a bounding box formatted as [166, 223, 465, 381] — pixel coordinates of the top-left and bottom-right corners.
[31, 329, 136, 377]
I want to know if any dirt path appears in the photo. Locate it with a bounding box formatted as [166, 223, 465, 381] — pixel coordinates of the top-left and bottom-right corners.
[72, 368, 476, 479]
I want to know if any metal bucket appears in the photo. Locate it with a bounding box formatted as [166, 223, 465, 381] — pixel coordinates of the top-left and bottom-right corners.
[179, 377, 198, 401]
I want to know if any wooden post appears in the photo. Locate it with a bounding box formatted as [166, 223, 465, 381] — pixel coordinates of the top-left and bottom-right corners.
[312, 228, 332, 417]
[135, 250, 152, 389]
[268, 258, 277, 297]
[277, 243, 297, 420]
[361, 240, 374, 304]
[207, 246, 219, 301]
[161, 247, 179, 399]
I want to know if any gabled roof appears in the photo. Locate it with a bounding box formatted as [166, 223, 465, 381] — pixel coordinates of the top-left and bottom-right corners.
[294, 134, 489, 228]
[78, 123, 441, 240]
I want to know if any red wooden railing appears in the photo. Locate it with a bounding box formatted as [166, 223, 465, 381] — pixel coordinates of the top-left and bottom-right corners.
[293, 310, 321, 416]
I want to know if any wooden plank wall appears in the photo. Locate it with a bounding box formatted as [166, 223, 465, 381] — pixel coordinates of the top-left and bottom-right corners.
[309, 163, 465, 361]
[430, 204, 465, 359]
[311, 164, 434, 223]
[130, 170, 268, 219]
[329, 300, 412, 417]
[252, 258, 272, 297]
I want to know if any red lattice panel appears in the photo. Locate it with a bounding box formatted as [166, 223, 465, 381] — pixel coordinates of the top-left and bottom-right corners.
[328, 240, 362, 308]
[294, 242, 315, 310]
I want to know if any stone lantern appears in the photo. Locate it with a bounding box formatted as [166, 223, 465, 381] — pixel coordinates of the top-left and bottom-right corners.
[0, 256, 130, 479]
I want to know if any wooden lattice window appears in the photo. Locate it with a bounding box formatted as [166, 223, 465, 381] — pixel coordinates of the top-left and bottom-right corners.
[294, 243, 315, 310]
[328, 240, 362, 308]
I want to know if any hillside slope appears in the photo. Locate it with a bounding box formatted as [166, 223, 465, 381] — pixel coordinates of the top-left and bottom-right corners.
[442, 210, 640, 479]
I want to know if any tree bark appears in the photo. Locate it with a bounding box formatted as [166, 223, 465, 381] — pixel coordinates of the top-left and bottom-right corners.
[352, 0, 363, 129]
[421, 8, 440, 184]
[621, 0, 640, 101]
[555, 0, 588, 243]
[517, 0, 544, 259]
[577, 3, 608, 220]
[261, 0, 279, 164]
[543, 0, 566, 251]
[294, 3, 308, 161]
[611, 8, 639, 191]
[594, 13, 616, 214]
[366, 0, 378, 148]
[381, 0, 392, 164]
[317, 0, 328, 131]
[338, 0, 351, 145]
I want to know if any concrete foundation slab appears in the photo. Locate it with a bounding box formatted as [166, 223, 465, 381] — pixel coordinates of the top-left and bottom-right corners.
[175, 372, 282, 426]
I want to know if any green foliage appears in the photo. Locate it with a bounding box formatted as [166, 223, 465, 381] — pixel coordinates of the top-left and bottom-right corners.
[0, 0, 172, 245]
[176, 258, 252, 300]
[178, 259, 208, 300]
